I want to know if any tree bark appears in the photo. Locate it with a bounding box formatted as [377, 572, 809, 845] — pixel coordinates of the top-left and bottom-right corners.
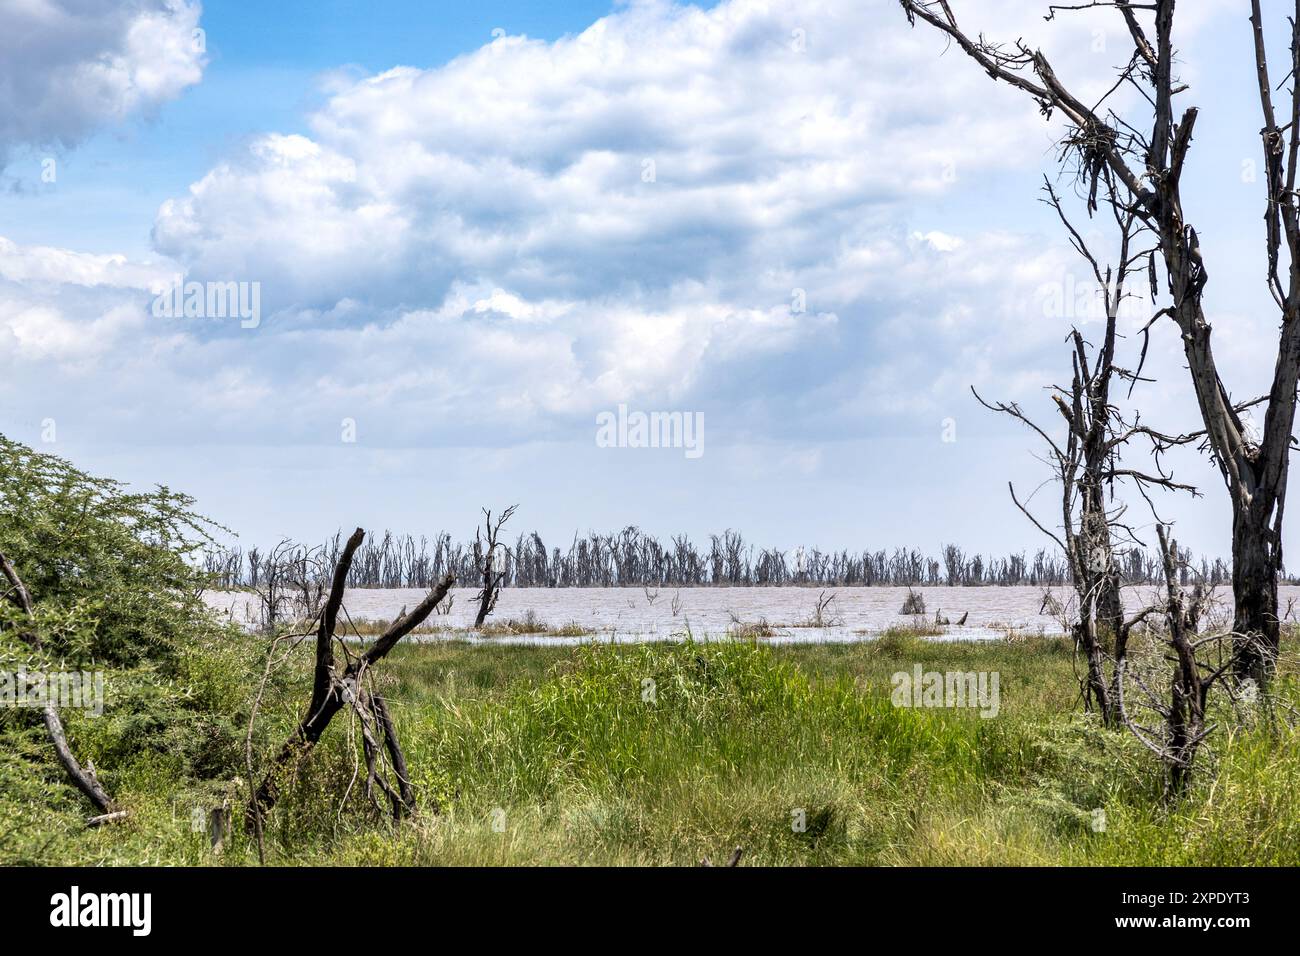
[247, 530, 452, 826]
[1231, 513, 1281, 683]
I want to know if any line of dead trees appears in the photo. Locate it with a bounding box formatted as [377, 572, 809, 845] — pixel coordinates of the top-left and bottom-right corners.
[203, 529, 1240, 592]
[902, 0, 1292, 791]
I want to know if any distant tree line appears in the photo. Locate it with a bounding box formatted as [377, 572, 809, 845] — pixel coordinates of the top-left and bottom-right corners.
[201, 528, 1251, 591]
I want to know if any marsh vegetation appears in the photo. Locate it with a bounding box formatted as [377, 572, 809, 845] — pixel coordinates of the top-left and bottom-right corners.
[5, 630, 1298, 866]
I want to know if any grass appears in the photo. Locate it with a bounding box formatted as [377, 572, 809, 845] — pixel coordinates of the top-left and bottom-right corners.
[3, 628, 1299, 866]
[347, 608, 599, 638]
[348, 618, 450, 636]
[726, 617, 779, 639]
[477, 610, 597, 638]
[854, 621, 947, 639]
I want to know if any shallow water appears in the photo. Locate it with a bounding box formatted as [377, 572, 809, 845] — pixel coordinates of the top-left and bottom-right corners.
[203, 583, 1287, 646]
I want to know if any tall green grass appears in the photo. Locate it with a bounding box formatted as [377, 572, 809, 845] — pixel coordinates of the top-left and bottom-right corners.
[4, 634, 1298, 866]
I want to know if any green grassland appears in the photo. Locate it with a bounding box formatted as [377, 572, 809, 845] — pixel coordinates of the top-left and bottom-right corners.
[4, 626, 1298, 867]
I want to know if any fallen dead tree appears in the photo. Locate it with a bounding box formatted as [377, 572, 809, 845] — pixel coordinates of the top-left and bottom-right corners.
[246, 528, 453, 829]
[0, 550, 116, 820]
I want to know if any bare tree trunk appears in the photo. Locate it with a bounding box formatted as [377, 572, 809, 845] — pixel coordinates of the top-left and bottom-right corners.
[1095, 570, 1124, 644]
[1231, 516, 1280, 684]
[1156, 526, 1213, 795]
[247, 528, 453, 826]
[1076, 616, 1113, 720]
[474, 546, 495, 628]
[371, 693, 417, 815]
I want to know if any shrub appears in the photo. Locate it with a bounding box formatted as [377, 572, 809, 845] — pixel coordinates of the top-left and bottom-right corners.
[0, 435, 258, 814]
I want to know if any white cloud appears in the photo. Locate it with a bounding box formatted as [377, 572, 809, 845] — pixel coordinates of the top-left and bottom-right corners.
[0, 0, 205, 162]
[137, 0, 1124, 437]
[3, 0, 1249, 457]
[153, 0, 1108, 310]
[0, 237, 166, 289]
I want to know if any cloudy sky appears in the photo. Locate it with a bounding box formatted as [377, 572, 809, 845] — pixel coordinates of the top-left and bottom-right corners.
[0, 0, 1288, 560]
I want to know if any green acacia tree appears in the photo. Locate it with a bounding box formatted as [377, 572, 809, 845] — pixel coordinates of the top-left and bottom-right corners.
[0, 434, 245, 820]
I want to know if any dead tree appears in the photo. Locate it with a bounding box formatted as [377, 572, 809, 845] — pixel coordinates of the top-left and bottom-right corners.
[247, 539, 299, 633]
[975, 381, 1171, 727]
[974, 185, 1190, 725]
[0, 550, 116, 818]
[900, 0, 1297, 684]
[473, 505, 517, 628]
[247, 528, 453, 826]
[1117, 526, 1241, 794]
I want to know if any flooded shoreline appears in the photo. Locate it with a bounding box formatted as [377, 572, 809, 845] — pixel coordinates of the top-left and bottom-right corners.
[204, 583, 1282, 645]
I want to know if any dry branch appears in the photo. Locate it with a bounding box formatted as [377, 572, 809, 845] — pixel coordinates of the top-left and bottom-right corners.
[474, 505, 518, 628]
[247, 528, 453, 826]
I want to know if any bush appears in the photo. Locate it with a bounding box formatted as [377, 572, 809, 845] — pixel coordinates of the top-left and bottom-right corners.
[0, 435, 259, 829]
[0, 435, 224, 666]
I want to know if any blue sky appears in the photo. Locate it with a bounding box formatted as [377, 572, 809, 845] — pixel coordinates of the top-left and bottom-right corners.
[0, 1, 625, 252]
[0, 0, 1290, 563]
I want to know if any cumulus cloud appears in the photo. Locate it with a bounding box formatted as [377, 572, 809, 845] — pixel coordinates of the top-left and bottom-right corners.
[0, 0, 205, 162]
[154, 0, 1100, 309]
[0, 238, 165, 373]
[0, 237, 166, 289]
[3, 0, 1244, 458]
[136, 0, 1126, 441]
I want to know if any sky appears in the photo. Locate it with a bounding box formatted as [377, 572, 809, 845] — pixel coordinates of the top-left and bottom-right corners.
[0, 0, 1292, 562]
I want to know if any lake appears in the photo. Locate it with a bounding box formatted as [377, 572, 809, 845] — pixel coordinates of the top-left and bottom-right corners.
[204, 583, 1291, 645]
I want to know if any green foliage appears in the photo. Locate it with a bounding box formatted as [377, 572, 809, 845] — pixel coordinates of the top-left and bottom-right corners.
[255, 637, 1300, 866]
[0, 434, 224, 666]
[0, 436, 266, 860]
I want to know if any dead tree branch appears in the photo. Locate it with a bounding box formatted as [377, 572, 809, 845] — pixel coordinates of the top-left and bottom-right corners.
[247, 528, 453, 826]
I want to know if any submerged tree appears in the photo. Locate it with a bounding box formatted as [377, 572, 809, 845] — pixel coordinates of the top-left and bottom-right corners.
[900, 0, 1292, 684]
[473, 505, 518, 628]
